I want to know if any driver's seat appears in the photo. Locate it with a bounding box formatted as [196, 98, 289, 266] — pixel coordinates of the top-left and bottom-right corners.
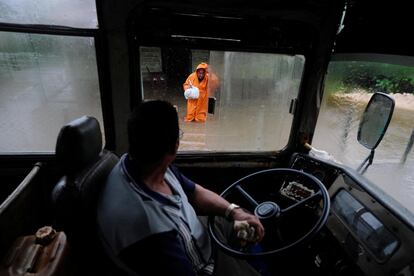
[51, 116, 119, 274]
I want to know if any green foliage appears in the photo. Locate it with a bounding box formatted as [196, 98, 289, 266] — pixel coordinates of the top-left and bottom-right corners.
[326, 61, 414, 94]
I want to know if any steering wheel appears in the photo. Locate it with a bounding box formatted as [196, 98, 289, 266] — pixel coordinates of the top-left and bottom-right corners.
[208, 168, 330, 258]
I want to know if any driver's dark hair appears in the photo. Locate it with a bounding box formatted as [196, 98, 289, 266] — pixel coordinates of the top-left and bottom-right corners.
[127, 100, 179, 164]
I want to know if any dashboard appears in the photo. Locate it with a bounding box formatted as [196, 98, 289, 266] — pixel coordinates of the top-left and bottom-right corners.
[331, 189, 399, 262]
[290, 153, 414, 276]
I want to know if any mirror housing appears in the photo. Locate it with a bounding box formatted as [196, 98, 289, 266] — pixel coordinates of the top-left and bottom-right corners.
[357, 92, 395, 174]
[358, 92, 395, 150]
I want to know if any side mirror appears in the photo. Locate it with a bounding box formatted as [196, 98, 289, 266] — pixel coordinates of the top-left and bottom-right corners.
[357, 92, 395, 174]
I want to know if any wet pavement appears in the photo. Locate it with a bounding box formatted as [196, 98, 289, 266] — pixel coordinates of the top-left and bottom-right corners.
[144, 84, 293, 152]
[1, 55, 414, 213]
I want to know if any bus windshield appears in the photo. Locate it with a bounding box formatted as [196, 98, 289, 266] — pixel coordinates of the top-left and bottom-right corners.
[314, 54, 414, 214]
[140, 47, 304, 152]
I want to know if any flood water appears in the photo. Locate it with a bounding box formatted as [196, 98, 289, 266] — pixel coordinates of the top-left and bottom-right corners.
[313, 92, 414, 214]
[148, 87, 414, 214]
[0, 34, 103, 152]
[1, 48, 413, 215]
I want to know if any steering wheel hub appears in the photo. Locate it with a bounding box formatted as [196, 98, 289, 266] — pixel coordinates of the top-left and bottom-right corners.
[255, 201, 280, 219]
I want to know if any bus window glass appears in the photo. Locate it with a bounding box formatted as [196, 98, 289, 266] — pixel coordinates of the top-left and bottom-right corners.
[0, 0, 97, 28]
[0, 32, 103, 152]
[140, 47, 304, 152]
[314, 56, 414, 214]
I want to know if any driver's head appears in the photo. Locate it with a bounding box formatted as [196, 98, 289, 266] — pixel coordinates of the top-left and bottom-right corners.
[128, 100, 179, 164]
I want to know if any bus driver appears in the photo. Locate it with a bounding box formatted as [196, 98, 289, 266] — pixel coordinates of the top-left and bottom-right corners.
[97, 100, 265, 275]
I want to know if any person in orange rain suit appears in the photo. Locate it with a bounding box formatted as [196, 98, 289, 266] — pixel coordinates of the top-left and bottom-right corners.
[183, 62, 219, 122]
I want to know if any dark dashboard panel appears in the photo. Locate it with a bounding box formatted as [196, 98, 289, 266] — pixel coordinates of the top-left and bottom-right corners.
[290, 153, 340, 189]
[289, 154, 414, 276]
[327, 174, 414, 276]
[331, 189, 399, 263]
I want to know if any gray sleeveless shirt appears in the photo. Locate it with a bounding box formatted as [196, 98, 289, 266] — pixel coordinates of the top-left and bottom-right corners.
[97, 155, 213, 273]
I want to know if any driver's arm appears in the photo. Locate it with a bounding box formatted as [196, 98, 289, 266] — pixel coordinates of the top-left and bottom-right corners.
[190, 184, 265, 242]
[169, 165, 264, 242]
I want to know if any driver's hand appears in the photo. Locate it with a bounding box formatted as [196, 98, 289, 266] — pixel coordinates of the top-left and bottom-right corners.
[234, 220, 256, 247]
[231, 208, 264, 243]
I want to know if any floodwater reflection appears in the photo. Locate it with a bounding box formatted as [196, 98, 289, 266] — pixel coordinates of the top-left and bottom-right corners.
[313, 92, 414, 214]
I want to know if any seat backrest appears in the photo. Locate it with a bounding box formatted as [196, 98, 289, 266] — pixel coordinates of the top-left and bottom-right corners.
[51, 116, 119, 274]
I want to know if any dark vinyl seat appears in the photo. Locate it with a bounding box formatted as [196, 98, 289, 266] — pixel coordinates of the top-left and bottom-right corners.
[51, 116, 119, 274]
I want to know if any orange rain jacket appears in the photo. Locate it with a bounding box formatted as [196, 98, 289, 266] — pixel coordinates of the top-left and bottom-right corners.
[183, 63, 219, 122]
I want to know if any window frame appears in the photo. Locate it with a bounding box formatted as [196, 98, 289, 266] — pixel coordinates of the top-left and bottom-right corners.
[0, 19, 115, 153]
[126, 5, 334, 159]
[137, 46, 305, 154]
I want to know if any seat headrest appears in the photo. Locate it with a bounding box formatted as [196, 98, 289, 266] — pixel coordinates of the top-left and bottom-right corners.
[56, 116, 103, 173]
